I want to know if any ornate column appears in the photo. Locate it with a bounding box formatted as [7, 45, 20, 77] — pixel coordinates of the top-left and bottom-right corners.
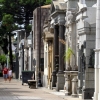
[64, 8, 78, 97]
[64, 17, 72, 95]
[56, 15, 65, 91]
[52, 25, 59, 87]
[65, 10, 73, 70]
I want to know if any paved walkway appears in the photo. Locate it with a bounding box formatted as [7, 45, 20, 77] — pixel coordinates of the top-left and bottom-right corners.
[0, 77, 81, 100]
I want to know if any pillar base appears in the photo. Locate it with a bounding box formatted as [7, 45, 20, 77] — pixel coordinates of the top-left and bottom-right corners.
[64, 71, 72, 96]
[93, 92, 100, 100]
[71, 71, 78, 97]
[65, 92, 71, 96]
[56, 73, 64, 91]
[71, 94, 78, 97]
[78, 94, 82, 99]
[38, 79, 42, 87]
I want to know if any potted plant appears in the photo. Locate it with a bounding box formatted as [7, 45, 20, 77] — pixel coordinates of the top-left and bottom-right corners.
[64, 47, 78, 71]
[64, 47, 73, 71]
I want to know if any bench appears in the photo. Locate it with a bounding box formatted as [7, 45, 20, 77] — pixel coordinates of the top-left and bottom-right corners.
[28, 80, 37, 89]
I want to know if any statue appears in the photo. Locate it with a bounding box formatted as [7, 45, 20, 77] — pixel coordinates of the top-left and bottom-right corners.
[66, 11, 73, 25]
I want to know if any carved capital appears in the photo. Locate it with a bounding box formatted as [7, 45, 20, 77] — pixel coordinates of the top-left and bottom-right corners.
[58, 20, 65, 25]
[58, 15, 65, 25]
[51, 17, 58, 26]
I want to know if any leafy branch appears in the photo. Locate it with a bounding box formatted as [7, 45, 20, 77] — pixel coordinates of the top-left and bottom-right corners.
[59, 38, 77, 71]
[64, 47, 75, 62]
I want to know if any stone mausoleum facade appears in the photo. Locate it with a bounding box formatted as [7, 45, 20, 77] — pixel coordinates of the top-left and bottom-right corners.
[42, 0, 96, 100]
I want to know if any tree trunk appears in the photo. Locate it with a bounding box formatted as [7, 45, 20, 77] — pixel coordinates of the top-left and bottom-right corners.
[8, 32, 13, 71]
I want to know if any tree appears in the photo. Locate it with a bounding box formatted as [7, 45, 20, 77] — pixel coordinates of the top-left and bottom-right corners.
[0, 0, 52, 69]
[0, 0, 51, 36]
[45, 0, 51, 4]
[1, 37, 8, 54]
[2, 14, 15, 70]
[0, 54, 7, 66]
[0, 0, 51, 53]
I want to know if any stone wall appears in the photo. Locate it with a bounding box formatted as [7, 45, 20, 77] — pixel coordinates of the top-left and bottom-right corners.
[33, 7, 50, 83]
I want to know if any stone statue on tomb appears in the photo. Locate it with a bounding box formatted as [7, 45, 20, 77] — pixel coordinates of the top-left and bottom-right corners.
[67, 32, 71, 47]
[66, 11, 73, 25]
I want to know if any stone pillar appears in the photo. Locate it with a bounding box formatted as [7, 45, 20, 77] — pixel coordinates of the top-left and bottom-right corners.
[77, 49, 83, 98]
[24, 49, 26, 70]
[64, 71, 72, 95]
[22, 44, 24, 71]
[19, 51, 22, 80]
[29, 47, 31, 70]
[71, 71, 78, 97]
[52, 25, 59, 87]
[58, 24, 65, 73]
[94, 0, 100, 100]
[56, 16, 65, 91]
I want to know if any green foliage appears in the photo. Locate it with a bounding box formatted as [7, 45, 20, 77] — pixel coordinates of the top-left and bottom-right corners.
[26, 24, 32, 32]
[45, 0, 51, 4]
[12, 54, 16, 60]
[2, 14, 14, 32]
[0, 0, 49, 32]
[19, 0, 36, 5]
[0, 54, 7, 65]
[0, 0, 51, 52]
[0, 13, 17, 54]
[64, 48, 74, 62]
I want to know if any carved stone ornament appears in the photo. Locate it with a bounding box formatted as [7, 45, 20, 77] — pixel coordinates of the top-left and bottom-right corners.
[58, 14, 65, 25]
[66, 65, 72, 71]
[66, 11, 73, 25]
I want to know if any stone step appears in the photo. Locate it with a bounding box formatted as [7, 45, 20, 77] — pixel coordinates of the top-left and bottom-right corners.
[78, 94, 82, 99]
[59, 90, 66, 92]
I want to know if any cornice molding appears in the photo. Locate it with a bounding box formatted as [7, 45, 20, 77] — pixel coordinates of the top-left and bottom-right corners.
[50, 12, 66, 26]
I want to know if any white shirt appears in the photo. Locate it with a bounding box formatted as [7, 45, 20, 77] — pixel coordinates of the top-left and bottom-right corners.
[8, 70, 12, 76]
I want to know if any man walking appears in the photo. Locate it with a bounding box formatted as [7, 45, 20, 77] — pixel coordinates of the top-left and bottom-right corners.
[3, 65, 8, 82]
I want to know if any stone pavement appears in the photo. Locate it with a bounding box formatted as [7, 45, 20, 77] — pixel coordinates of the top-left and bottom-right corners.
[0, 77, 81, 100]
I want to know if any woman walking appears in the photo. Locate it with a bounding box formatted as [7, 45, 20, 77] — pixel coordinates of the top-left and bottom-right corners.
[8, 67, 12, 82]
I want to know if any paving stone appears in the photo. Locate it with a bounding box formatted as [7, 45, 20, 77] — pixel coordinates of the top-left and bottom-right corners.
[0, 77, 81, 100]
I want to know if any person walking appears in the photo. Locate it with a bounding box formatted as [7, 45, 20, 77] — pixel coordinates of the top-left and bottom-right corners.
[2, 65, 8, 82]
[8, 67, 12, 82]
